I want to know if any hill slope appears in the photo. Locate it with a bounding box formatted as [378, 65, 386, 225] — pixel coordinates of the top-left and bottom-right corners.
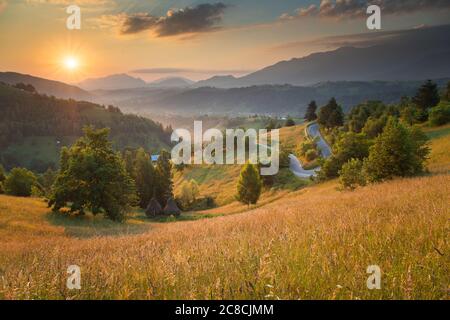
[0, 72, 92, 100]
[0, 173, 447, 299]
[0, 83, 169, 171]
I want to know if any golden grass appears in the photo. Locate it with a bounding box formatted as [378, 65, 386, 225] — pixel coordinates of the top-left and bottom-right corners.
[0, 174, 448, 300]
[426, 125, 450, 174]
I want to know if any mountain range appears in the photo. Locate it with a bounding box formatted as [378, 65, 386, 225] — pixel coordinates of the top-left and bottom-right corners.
[196, 24, 450, 88]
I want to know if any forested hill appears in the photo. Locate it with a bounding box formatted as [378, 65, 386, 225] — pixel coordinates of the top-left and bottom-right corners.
[0, 83, 170, 172]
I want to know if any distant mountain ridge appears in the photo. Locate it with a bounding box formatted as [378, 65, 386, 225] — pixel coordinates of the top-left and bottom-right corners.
[0, 71, 92, 100]
[92, 79, 450, 116]
[148, 77, 194, 88]
[78, 73, 147, 91]
[196, 25, 450, 88]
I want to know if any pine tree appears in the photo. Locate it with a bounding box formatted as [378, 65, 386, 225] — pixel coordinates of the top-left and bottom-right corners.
[236, 162, 262, 206]
[134, 148, 155, 209]
[317, 98, 344, 129]
[155, 149, 173, 207]
[413, 80, 440, 121]
[304, 100, 318, 121]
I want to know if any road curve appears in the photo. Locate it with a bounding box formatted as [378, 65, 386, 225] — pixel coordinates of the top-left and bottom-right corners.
[288, 123, 332, 178]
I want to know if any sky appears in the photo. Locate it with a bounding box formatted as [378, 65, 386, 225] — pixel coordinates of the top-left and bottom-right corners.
[0, 0, 449, 83]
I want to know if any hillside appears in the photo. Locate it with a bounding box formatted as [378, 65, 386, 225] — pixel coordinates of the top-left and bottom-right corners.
[93, 79, 450, 116]
[174, 124, 309, 206]
[0, 83, 170, 172]
[78, 74, 147, 91]
[0, 173, 447, 299]
[0, 72, 92, 101]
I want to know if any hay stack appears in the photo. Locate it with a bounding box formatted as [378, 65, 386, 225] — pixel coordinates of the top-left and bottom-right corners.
[163, 197, 181, 216]
[145, 197, 162, 217]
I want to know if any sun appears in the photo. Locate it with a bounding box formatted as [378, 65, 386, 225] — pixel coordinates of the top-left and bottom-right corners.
[63, 56, 79, 71]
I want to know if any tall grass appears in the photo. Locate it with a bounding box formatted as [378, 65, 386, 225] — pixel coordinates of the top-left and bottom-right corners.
[0, 174, 448, 300]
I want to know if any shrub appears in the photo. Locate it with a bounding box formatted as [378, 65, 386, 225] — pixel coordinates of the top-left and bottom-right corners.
[285, 117, 295, 127]
[3, 167, 37, 197]
[429, 102, 450, 126]
[305, 149, 319, 161]
[339, 159, 366, 190]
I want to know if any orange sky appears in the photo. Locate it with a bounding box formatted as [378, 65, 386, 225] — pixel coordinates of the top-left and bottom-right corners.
[1, 1, 449, 84]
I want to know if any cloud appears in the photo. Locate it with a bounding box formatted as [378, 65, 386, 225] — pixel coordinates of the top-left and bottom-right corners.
[25, 0, 111, 4]
[130, 67, 253, 75]
[118, 3, 228, 37]
[280, 0, 450, 20]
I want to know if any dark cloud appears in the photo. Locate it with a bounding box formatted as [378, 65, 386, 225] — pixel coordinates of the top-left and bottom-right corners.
[281, 0, 450, 20]
[120, 3, 228, 37]
[130, 67, 253, 75]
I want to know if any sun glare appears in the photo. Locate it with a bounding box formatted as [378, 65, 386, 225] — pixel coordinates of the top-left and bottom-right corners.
[64, 56, 79, 71]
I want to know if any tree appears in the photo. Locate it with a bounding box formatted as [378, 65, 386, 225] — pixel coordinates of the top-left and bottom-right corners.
[429, 101, 450, 126]
[339, 158, 366, 190]
[3, 167, 37, 197]
[363, 118, 429, 182]
[178, 179, 200, 210]
[304, 101, 318, 121]
[317, 98, 344, 129]
[285, 117, 295, 127]
[154, 149, 173, 207]
[443, 81, 450, 101]
[413, 80, 440, 121]
[0, 164, 5, 194]
[236, 162, 262, 206]
[134, 148, 155, 209]
[49, 127, 136, 221]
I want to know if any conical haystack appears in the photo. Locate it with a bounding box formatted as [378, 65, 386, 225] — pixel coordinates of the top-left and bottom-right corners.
[163, 197, 181, 216]
[145, 197, 162, 217]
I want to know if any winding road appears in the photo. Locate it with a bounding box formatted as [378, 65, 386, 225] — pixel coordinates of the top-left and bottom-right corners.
[289, 123, 332, 178]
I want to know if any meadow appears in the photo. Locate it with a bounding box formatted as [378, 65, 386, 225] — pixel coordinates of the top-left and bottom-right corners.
[0, 123, 448, 300]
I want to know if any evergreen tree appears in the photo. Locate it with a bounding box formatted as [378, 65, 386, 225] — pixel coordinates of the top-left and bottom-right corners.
[304, 100, 318, 121]
[134, 148, 155, 209]
[363, 118, 429, 182]
[154, 149, 173, 207]
[49, 127, 136, 221]
[236, 162, 262, 206]
[0, 164, 5, 183]
[413, 80, 440, 120]
[0, 164, 5, 194]
[317, 98, 344, 129]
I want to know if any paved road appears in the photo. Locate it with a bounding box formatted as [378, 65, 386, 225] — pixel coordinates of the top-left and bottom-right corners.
[288, 154, 319, 178]
[288, 123, 332, 178]
[307, 123, 332, 158]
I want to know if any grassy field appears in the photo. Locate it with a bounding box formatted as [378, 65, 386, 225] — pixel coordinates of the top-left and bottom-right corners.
[0, 174, 448, 299]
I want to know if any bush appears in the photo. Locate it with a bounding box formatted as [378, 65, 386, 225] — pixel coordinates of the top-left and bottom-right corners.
[285, 117, 295, 127]
[339, 159, 366, 190]
[3, 167, 37, 197]
[429, 102, 450, 126]
[305, 149, 319, 161]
